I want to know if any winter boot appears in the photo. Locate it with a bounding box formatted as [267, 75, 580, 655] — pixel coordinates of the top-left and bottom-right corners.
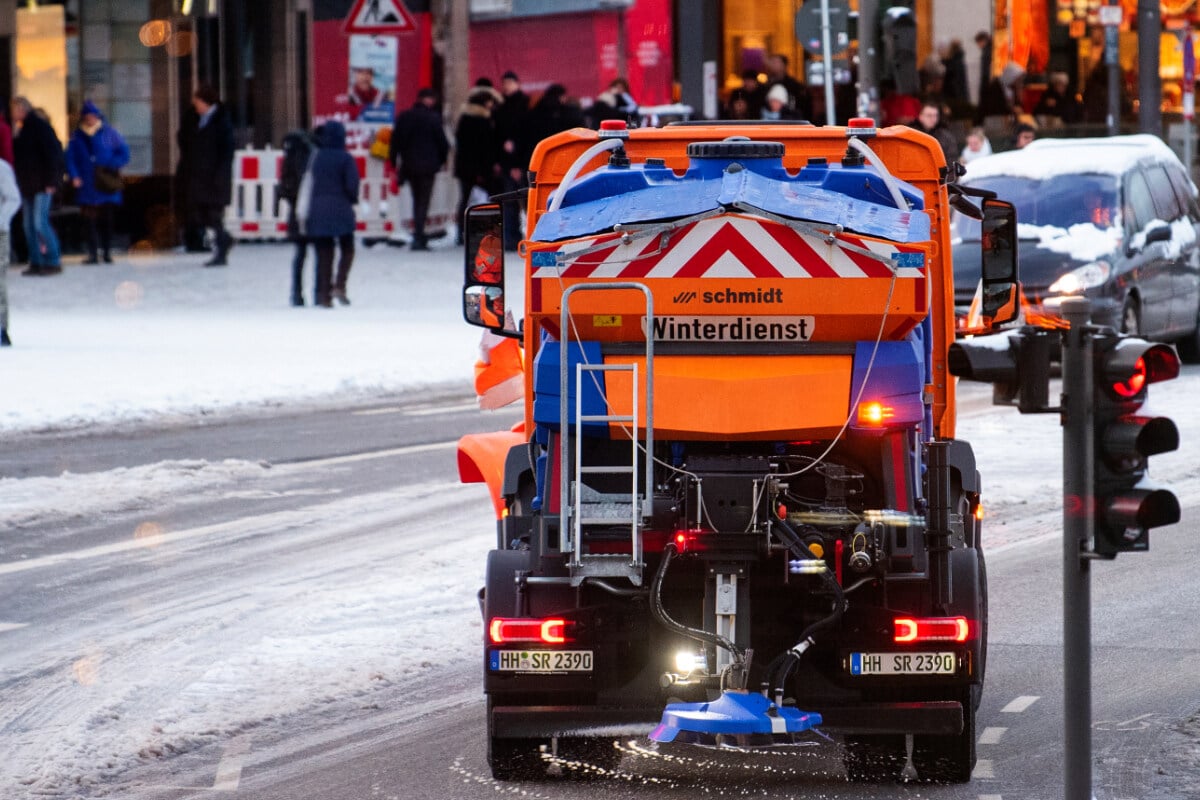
[1, 328, 10, 347]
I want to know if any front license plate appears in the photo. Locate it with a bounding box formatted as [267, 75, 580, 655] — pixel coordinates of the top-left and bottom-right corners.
[490, 650, 593, 673]
[849, 652, 956, 675]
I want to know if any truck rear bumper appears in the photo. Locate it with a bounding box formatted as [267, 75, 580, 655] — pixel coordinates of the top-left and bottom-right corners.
[490, 700, 963, 739]
[490, 705, 661, 739]
[818, 701, 964, 736]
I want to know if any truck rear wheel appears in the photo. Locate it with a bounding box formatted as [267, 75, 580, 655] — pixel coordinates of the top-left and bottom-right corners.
[911, 687, 976, 782]
[842, 734, 907, 782]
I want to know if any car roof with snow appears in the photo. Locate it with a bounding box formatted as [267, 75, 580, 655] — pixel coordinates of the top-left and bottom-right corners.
[961, 134, 1186, 183]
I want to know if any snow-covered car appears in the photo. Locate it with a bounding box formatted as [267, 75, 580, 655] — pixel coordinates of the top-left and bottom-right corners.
[952, 134, 1200, 359]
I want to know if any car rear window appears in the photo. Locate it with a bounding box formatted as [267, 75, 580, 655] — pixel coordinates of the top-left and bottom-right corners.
[952, 174, 1118, 240]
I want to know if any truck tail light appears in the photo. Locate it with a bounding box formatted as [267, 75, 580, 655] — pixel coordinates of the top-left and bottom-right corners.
[489, 617, 569, 645]
[893, 616, 972, 643]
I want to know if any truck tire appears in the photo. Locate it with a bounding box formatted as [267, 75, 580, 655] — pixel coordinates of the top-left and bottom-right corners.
[911, 546, 985, 783]
[484, 550, 546, 780]
[487, 697, 547, 781]
[842, 734, 907, 782]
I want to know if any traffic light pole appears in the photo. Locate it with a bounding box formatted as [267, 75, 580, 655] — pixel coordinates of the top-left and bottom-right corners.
[1061, 297, 1093, 800]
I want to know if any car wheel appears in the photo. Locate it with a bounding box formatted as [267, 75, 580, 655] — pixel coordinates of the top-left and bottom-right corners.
[1120, 297, 1141, 336]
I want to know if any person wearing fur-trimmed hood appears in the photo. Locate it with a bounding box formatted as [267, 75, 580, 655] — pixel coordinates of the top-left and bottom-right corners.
[66, 100, 131, 264]
[453, 87, 501, 246]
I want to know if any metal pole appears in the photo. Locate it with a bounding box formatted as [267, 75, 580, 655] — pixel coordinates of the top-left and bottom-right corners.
[820, 0, 836, 125]
[856, 0, 878, 121]
[1060, 297, 1093, 800]
[1138, 0, 1162, 136]
[1105, 1, 1120, 136]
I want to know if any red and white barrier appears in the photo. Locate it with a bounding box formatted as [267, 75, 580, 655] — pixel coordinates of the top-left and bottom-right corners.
[226, 146, 457, 244]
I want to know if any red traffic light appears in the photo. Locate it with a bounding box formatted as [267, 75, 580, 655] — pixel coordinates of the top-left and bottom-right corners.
[1102, 340, 1180, 400]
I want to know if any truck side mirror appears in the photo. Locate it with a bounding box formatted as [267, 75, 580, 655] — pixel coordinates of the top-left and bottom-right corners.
[978, 198, 1020, 327]
[462, 204, 518, 336]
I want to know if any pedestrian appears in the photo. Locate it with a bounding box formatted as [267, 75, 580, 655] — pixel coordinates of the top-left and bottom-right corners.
[588, 78, 639, 128]
[389, 87, 450, 251]
[974, 31, 992, 107]
[279, 127, 317, 305]
[1032, 72, 1083, 126]
[761, 84, 800, 121]
[941, 40, 970, 107]
[454, 87, 501, 245]
[186, 84, 235, 267]
[65, 100, 130, 265]
[1012, 122, 1036, 150]
[728, 69, 765, 119]
[909, 101, 959, 164]
[493, 70, 530, 251]
[11, 96, 64, 276]
[522, 84, 586, 165]
[0, 108, 13, 164]
[297, 121, 359, 307]
[0, 156, 19, 346]
[765, 53, 813, 122]
[959, 127, 993, 166]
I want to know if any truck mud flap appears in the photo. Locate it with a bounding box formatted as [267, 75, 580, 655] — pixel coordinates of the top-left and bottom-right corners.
[817, 701, 963, 736]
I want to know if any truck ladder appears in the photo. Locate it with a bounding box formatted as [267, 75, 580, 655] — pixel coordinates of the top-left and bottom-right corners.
[558, 283, 655, 587]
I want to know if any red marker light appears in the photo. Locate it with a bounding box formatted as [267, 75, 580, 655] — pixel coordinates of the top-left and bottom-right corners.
[893, 616, 972, 643]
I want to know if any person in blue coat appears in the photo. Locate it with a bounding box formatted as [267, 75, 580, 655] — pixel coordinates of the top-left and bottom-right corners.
[297, 121, 359, 307]
[66, 100, 130, 264]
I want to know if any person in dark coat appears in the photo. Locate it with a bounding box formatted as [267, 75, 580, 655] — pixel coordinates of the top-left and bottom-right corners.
[65, 100, 131, 264]
[388, 87, 450, 251]
[765, 53, 813, 122]
[186, 84, 235, 266]
[11, 96, 64, 276]
[908, 101, 960, 164]
[520, 84, 585, 169]
[940, 40, 970, 107]
[279, 128, 317, 305]
[587, 78, 639, 128]
[297, 121, 359, 307]
[493, 70, 530, 251]
[454, 87, 500, 245]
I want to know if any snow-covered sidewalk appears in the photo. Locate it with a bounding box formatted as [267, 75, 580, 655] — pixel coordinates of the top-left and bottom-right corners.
[1, 241, 478, 434]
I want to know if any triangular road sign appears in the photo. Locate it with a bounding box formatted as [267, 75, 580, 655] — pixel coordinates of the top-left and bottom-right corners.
[344, 0, 416, 34]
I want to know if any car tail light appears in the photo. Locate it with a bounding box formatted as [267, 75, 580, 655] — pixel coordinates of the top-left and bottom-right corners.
[893, 616, 972, 643]
[489, 617, 569, 645]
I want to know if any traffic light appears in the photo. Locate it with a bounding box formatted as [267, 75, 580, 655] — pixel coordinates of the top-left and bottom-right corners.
[881, 6, 919, 95]
[1090, 333, 1181, 556]
[947, 326, 1053, 412]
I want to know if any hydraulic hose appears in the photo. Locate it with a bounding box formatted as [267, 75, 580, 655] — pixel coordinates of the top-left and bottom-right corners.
[547, 137, 625, 213]
[768, 516, 847, 698]
[651, 543, 743, 662]
[846, 137, 908, 211]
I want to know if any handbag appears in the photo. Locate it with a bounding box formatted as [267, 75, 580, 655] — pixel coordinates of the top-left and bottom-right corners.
[94, 165, 123, 193]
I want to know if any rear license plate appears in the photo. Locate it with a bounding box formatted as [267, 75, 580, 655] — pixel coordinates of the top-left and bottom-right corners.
[490, 650, 593, 673]
[849, 652, 956, 675]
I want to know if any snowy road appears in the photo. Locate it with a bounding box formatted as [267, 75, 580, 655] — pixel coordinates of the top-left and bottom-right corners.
[1, 376, 1198, 797]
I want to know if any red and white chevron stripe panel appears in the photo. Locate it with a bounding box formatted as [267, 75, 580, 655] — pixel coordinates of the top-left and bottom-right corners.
[530, 216, 926, 280]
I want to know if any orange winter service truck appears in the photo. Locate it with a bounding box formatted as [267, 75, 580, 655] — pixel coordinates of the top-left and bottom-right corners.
[456, 118, 1020, 783]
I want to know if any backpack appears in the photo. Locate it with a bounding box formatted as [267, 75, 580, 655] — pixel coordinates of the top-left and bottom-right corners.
[279, 130, 315, 203]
